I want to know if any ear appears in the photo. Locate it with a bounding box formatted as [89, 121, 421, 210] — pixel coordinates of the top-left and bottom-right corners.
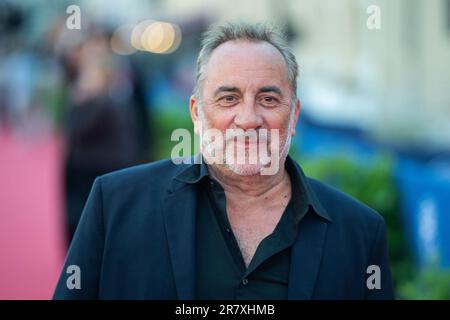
[189, 95, 201, 135]
[291, 98, 301, 136]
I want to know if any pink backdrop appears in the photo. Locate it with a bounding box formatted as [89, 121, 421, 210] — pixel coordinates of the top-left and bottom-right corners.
[0, 130, 66, 299]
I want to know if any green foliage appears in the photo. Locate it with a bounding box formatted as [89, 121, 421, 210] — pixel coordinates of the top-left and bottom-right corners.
[398, 266, 450, 299]
[150, 111, 194, 160]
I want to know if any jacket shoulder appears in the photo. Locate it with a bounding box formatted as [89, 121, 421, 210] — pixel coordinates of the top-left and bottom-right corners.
[307, 177, 385, 226]
[97, 158, 188, 194]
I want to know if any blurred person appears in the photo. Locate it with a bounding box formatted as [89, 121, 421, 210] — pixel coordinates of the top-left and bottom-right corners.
[62, 30, 143, 242]
[54, 22, 394, 299]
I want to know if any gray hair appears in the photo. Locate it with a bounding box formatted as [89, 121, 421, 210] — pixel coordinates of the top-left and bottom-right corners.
[193, 22, 299, 106]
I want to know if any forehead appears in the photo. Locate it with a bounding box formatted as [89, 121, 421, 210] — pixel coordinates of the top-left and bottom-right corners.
[204, 40, 289, 90]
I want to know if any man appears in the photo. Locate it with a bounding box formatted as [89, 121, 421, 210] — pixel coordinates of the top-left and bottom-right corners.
[53, 22, 394, 299]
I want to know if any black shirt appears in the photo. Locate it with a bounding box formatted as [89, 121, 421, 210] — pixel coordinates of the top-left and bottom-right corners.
[176, 157, 312, 299]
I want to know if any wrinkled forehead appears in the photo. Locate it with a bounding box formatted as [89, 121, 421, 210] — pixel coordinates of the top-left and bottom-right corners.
[203, 40, 290, 91]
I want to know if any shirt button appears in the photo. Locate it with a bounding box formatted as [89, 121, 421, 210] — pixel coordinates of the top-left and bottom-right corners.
[226, 228, 231, 233]
[242, 278, 249, 286]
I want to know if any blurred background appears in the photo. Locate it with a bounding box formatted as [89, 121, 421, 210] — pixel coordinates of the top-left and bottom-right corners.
[0, 0, 449, 299]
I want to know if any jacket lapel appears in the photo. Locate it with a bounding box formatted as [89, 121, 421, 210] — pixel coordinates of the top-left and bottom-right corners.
[162, 180, 198, 300]
[288, 212, 329, 299]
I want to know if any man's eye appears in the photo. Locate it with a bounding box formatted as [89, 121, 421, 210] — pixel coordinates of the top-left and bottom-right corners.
[260, 96, 278, 105]
[219, 96, 237, 104]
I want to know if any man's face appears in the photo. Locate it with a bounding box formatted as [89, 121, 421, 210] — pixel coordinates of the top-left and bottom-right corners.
[190, 40, 300, 175]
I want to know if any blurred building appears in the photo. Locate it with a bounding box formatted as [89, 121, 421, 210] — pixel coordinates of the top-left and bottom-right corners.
[289, 0, 450, 150]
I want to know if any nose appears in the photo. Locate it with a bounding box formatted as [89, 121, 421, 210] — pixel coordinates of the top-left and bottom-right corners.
[234, 99, 263, 130]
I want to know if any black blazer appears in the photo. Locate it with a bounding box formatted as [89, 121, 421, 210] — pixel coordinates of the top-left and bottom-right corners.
[53, 156, 395, 299]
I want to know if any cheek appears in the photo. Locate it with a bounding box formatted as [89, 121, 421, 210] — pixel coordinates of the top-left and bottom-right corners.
[262, 110, 291, 131]
[203, 108, 235, 130]
[262, 113, 293, 144]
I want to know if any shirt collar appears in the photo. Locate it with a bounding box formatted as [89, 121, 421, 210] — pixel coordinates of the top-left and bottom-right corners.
[173, 154, 331, 222]
[284, 155, 331, 222]
[174, 155, 210, 184]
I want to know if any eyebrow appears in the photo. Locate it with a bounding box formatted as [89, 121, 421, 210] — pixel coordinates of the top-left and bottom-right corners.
[214, 86, 241, 97]
[258, 85, 282, 96]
